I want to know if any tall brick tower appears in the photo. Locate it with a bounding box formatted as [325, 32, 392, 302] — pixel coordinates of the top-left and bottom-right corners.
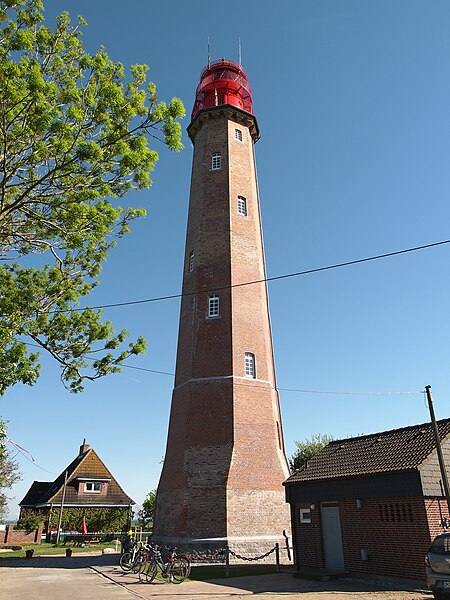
[153, 59, 290, 553]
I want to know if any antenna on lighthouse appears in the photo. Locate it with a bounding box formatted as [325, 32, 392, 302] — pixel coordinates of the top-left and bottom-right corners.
[207, 36, 211, 68]
[238, 38, 242, 66]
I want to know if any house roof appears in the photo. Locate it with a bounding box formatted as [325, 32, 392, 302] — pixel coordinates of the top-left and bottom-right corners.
[284, 418, 450, 484]
[19, 481, 54, 506]
[19, 442, 134, 507]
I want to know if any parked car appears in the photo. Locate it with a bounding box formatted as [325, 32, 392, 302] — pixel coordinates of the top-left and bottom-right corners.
[426, 532, 450, 599]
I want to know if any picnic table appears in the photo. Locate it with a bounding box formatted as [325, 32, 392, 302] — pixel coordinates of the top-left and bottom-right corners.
[62, 534, 101, 546]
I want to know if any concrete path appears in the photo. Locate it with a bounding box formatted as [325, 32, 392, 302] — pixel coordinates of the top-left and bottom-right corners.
[0, 552, 432, 600]
[93, 564, 431, 600]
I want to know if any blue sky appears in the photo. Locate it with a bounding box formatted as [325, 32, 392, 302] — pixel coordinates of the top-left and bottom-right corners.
[3, 0, 450, 519]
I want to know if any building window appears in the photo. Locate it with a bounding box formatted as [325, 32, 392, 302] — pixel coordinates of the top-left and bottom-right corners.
[84, 482, 102, 494]
[188, 250, 194, 273]
[300, 508, 311, 524]
[245, 352, 256, 378]
[235, 128, 243, 141]
[211, 153, 221, 170]
[207, 295, 220, 318]
[237, 196, 247, 216]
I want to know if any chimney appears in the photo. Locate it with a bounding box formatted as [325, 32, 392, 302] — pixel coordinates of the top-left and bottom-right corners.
[79, 438, 90, 455]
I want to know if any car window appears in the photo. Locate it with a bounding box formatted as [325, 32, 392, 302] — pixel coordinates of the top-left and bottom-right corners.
[429, 536, 450, 554]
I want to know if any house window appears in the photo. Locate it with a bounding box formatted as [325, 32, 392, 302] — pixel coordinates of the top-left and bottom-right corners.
[211, 153, 221, 170]
[84, 482, 102, 494]
[300, 508, 311, 524]
[207, 295, 220, 318]
[245, 352, 256, 378]
[189, 250, 194, 273]
[237, 196, 247, 216]
[235, 128, 243, 141]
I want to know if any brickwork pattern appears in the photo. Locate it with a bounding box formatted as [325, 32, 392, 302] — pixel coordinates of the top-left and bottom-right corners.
[293, 502, 324, 568]
[4, 524, 43, 544]
[293, 496, 450, 581]
[420, 436, 450, 496]
[154, 106, 290, 547]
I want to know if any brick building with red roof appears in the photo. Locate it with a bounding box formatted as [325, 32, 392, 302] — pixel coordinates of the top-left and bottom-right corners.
[284, 418, 450, 583]
[19, 440, 134, 536]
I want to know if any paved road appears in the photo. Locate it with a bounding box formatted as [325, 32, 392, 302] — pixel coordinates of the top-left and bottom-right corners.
[0, 553, 433, 600]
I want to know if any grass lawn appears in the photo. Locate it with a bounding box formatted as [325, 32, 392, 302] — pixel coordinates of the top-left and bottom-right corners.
[0, 541, 119, 559]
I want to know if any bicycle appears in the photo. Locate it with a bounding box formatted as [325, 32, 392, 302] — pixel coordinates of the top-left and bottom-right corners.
[120, 540, 150, 572]
[139, 545, 191, 584]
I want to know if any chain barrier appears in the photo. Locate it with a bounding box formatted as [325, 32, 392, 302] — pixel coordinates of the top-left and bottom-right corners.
[186, 547, 227, 563]
[142, 542, 279, 564]
[228, 545, 276, 562]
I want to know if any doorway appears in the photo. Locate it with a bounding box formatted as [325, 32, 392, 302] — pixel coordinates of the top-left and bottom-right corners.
[321, 502, 345, 570]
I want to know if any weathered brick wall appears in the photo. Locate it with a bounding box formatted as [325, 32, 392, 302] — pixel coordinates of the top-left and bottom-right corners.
[425, 497, 450, 538]
[340, 497, 429, 581]
[292, 502, 324, 568]
[420, 437, 450, 496]
[4, 524, 42, 544]
[292, 496, 444, 581]
[154, 106, 290, 548]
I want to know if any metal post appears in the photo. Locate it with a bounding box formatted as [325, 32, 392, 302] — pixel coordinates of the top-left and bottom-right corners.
[283, 529, 291, 561]
[275, 543, 280, 573]
[225, 545, 230, 578]
[56, 471, 68, 545]
[425, 385, 450, 519]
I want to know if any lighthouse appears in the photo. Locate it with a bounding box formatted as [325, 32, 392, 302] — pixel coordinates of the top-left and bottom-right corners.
[153, 59, 290, 554]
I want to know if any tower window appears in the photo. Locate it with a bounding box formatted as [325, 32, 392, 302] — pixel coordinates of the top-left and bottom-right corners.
[237, 196, 247, 216]
[188, 250, 195, 273]
[207, 295, 220, 318]
[235, 128, 243, 142]
[211, 153, 221, 170]
[245, 352, 256, 378]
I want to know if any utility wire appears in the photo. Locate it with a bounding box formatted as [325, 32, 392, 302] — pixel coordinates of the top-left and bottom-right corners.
[278, 387, 422, 395]
[50, 238, 450, 313]
[24, 342, 423, 396]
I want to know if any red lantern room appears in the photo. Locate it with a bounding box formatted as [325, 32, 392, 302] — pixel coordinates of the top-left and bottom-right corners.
[191, 58, 253, 122]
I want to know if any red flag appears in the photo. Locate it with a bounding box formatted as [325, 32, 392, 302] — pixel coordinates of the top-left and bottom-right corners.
[81, 516, 88, 534]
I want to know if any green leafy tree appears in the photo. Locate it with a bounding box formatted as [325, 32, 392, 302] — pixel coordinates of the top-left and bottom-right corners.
[137, 489, 156, 528]
[289, 433, 333, 472]
[0, 0, 185, 394]
[16, 513, 41, 532]
[0, 422, 21, 519]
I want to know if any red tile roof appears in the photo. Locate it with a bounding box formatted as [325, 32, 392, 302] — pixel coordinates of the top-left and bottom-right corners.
[285, 418, 450, 484]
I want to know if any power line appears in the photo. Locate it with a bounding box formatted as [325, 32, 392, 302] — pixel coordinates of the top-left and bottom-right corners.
[278, 387, 422, 396]
[24, 342, 423, 396]
[51, 238, 450, 313]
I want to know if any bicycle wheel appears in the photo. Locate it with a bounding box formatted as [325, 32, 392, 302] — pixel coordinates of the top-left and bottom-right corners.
[132, 553, 146, 573]
[119, 552, 133, 571]
[168, 557, 191, 583]
[139, 560, 158, 583]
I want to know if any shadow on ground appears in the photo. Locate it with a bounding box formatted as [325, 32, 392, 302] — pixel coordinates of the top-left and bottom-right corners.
[0, 553, 119, 570]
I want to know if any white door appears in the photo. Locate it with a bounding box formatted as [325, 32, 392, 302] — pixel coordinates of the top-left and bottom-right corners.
[321, 503, 345, 570]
